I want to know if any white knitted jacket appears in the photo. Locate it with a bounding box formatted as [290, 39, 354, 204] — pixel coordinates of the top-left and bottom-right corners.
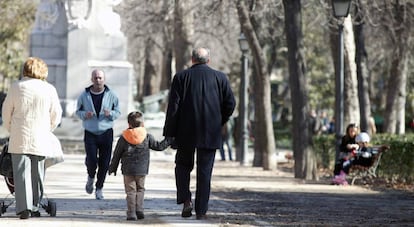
[2, 77, 62, 156]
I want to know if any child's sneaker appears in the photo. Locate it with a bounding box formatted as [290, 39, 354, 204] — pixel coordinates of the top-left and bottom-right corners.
[332, 177, 348, 185]
[95, 188, 104, 200]
[331, 175, 342, 185]
[332, 171, 348, 185]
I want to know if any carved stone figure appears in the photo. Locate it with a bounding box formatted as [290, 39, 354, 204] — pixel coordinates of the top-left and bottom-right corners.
[33, 0, 60, 31]
[65, 0, 92, 29]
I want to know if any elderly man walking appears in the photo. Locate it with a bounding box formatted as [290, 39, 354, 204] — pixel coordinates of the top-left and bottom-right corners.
[163, 47, 236, 220]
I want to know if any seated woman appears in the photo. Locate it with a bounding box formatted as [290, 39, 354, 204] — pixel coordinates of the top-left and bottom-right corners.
[332, 124, 359, 185]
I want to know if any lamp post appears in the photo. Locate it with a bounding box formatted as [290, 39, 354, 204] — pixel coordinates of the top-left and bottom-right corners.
[332, 0, 352, 158]
[238, 33, 249, 166]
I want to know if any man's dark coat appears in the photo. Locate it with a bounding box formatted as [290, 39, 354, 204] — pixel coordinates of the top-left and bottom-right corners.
[163, 63, 236, 149]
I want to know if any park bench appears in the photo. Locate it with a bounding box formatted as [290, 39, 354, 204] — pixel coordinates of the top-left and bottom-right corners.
[348, 145, 390, 185]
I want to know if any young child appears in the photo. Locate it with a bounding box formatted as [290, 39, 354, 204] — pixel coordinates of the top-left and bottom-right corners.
[351, 132, 377, 167]
[108, 111, 172, 220]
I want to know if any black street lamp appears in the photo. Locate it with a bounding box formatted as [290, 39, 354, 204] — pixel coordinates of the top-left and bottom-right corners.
[332, 0, 352, 158]
[238, 33, 249, 166]
[332, 0, 352, 17]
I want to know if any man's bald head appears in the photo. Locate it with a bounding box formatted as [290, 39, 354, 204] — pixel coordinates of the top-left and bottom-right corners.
[192, 47, 210, 64]
[91, 69, 105, 78]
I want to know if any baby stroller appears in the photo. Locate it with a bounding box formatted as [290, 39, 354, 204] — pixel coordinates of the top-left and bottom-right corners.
[0, 139, 57, 217]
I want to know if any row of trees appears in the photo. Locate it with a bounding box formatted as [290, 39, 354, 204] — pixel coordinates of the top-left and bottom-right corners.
[1, 0, 413, 180]
[114, 0, 414, 179]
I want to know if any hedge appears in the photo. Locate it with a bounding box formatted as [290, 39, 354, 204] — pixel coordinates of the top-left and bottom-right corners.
[313, 133, 414, 184]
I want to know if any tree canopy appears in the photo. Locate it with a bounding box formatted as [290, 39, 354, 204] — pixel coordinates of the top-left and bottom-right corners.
[0, 0, 36, 90]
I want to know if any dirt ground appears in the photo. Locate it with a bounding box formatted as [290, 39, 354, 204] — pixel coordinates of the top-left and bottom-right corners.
[207, 161, 414, 226]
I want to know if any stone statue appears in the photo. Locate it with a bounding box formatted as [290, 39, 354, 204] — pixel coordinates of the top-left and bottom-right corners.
[64, 0, 92, 29]
[97, 0, 122, 36]
[33, 0, 60, 31]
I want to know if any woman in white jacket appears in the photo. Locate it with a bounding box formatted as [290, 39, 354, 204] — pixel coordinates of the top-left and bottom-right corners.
[1, 57, 62, 219]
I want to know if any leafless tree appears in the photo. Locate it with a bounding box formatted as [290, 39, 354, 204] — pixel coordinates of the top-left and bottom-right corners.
[115, 0, 241, 100]
[236, 0, 277, 170]
[328, 3, 360, 131]
[173, 0, 193, 72]
[112, 0, 414, 176]
[283, 0, 319, 179]
[354, 0, 373, 134]
[375, 1, 413, 134]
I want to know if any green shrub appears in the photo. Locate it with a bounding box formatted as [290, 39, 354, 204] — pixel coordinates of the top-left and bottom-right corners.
[312, 134, 336, 169]
[274, 122, 292, 149]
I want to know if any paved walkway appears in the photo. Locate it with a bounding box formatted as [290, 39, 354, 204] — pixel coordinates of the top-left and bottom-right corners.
[0, 116, 285, 227]
[0, 151, 223, 226]
[0, 117, 228, 226]
[3, 118, 411, 226]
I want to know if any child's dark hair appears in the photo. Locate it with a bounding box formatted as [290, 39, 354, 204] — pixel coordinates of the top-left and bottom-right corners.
[127, 111, 144, 128]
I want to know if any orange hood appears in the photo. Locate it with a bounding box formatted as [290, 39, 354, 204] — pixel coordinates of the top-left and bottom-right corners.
[122, 127, 147, 145]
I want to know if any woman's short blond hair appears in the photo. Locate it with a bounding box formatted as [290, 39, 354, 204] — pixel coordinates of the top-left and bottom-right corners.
[23, 57, 48, 80]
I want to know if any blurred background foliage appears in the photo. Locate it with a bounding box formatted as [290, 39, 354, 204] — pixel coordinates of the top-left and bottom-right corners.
[0, 0, 36, 91]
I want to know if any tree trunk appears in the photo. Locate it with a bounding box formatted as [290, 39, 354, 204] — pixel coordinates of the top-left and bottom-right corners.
[143, 39, 158, 96]
[354, 1, 373, 135]
[329, 16, 359, 138]
[396, 61, 407, 134]
[384, 53, 408, 133]
[383, 2, 411, 134]
[173, 0, 193, 72]
[252, 64, 263, 167]
[343, 17, 360, 127]
[283, 0, 316, 179]
[236, 0, 276, 170]
[161, 47, 173, 91]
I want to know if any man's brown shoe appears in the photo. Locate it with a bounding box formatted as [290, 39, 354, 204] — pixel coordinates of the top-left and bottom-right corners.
[31, 211, 41, 217]
[19, 210, 30, 219]
[136, 211, 145, 219]
[196, 214, 208, 220]
[181, 200, 193, 218]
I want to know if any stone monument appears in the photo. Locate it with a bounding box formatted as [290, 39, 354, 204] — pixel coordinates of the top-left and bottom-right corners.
[30, 0, 134, 118]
